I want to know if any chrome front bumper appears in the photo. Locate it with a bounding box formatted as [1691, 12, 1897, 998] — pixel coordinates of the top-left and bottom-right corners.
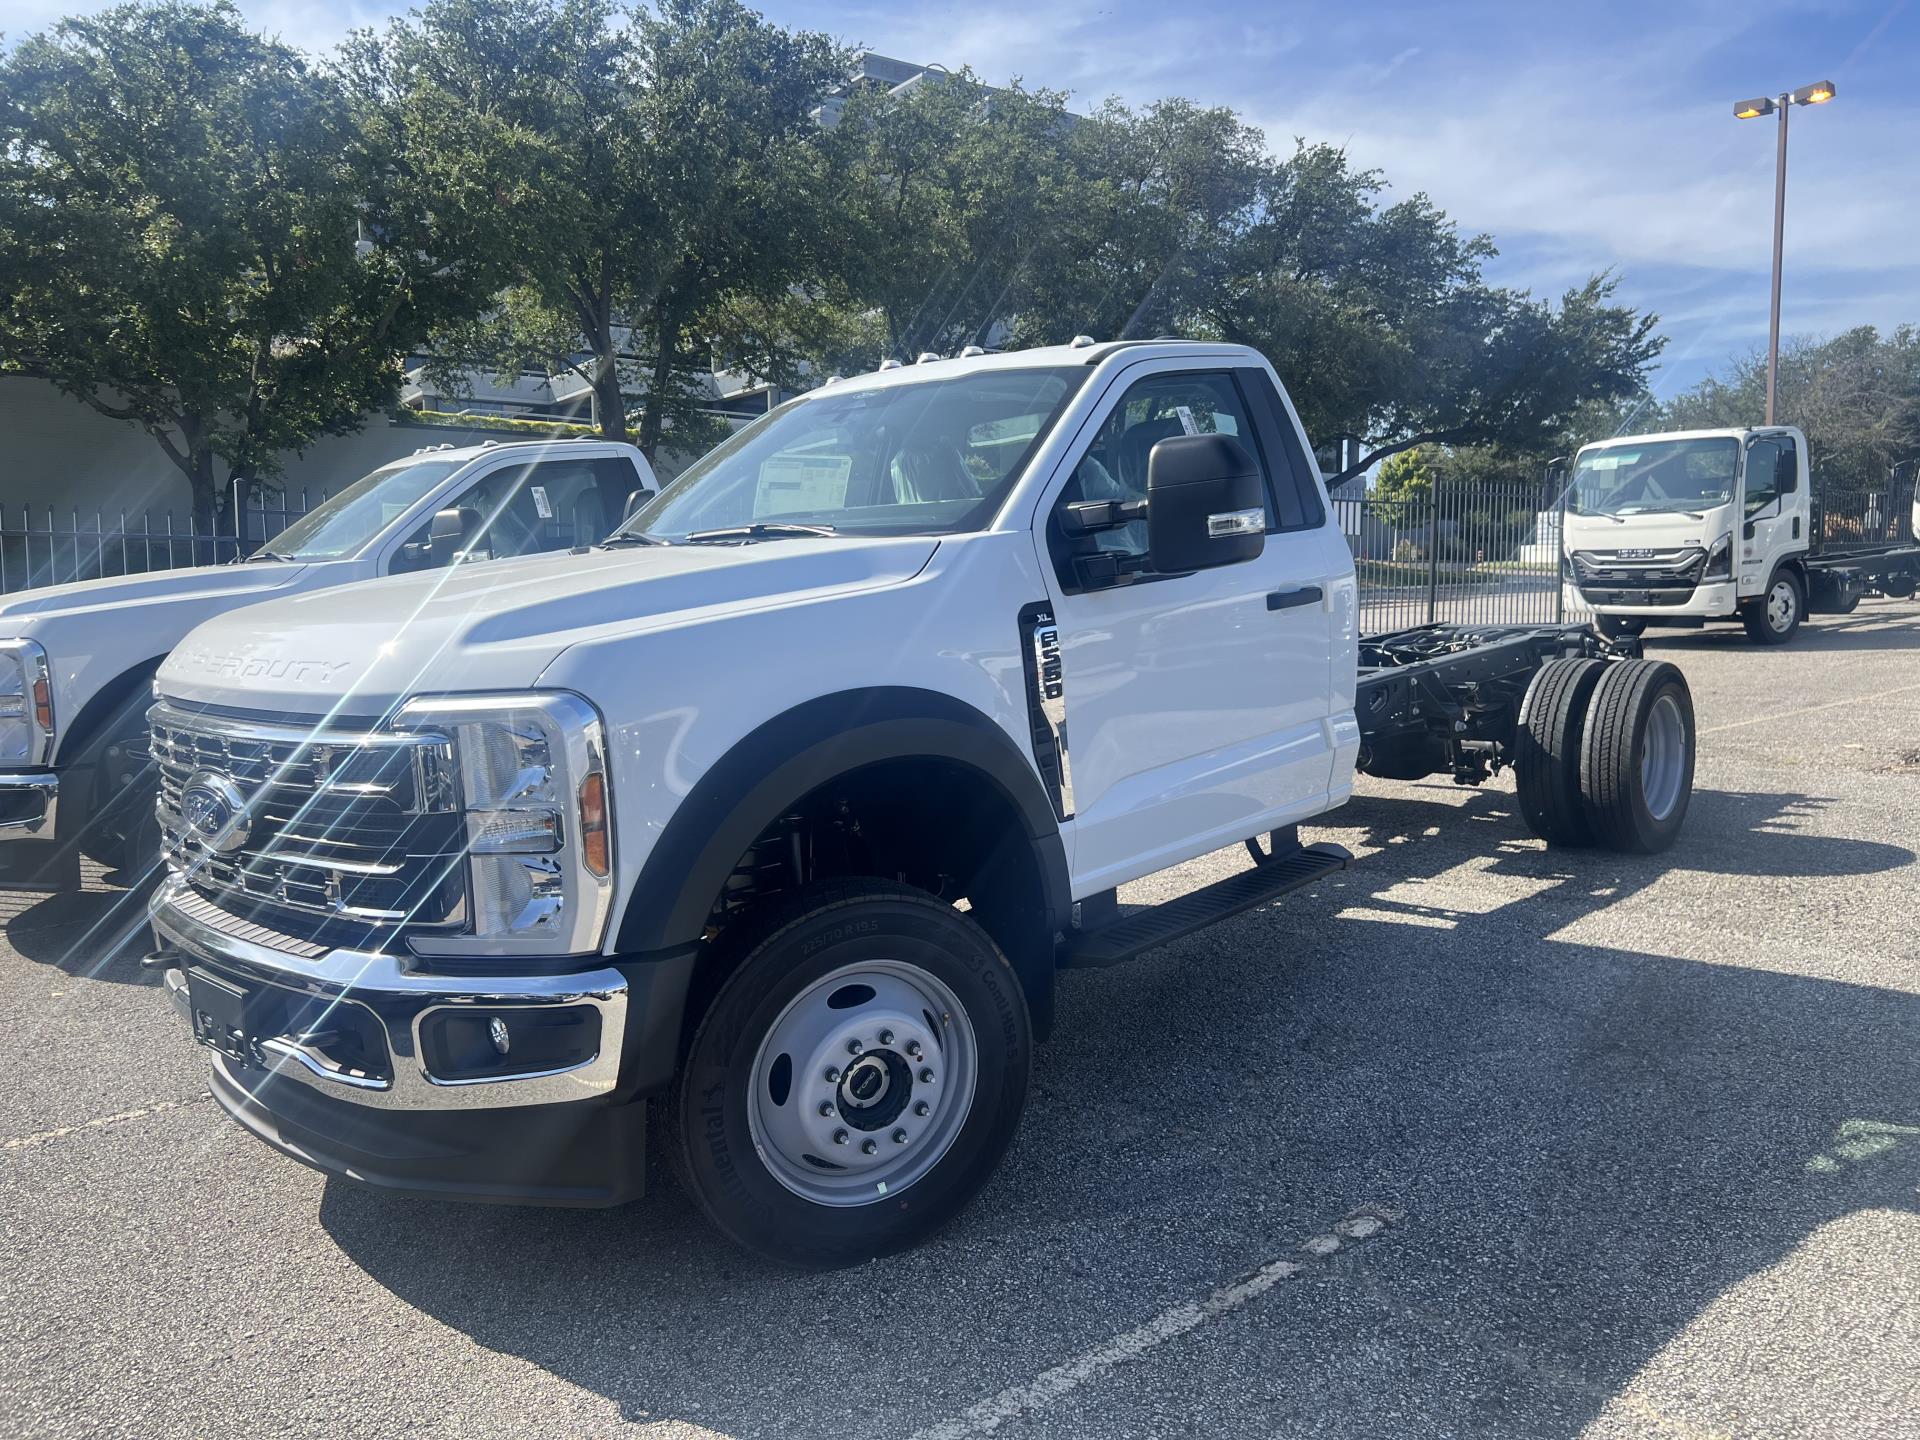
[0, 772, 57, 840]
[150, 877, 628, 1111]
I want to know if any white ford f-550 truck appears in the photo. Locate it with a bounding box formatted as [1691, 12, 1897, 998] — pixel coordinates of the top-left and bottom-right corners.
[0, 439, 654, 871]
[145, 340, 1697, 1266]
[1564, 426, 1920, 644]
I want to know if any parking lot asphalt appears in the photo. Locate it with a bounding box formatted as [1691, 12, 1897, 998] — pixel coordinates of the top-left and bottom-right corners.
[3, 600, 1918, 1440]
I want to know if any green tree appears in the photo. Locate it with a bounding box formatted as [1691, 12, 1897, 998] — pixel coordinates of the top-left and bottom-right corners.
[379, 0, 842, 458]
[1372, 445, 1438, 506]
[0, 1, 494, 526]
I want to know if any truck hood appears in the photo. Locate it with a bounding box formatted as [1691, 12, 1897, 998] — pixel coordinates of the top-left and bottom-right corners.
[158, 537, 940, 714]
[0, 561, 311, 638]
[1563, 506, 1731, 554]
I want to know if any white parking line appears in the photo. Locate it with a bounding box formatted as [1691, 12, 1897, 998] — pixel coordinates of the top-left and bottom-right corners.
[909, 1206, 1403, 1440]
[2, 1093, 209, 1152]
[1700, 680, 1920, 736]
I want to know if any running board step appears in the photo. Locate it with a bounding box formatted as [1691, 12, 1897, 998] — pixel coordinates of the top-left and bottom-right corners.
[1060, 842, 1350, 968]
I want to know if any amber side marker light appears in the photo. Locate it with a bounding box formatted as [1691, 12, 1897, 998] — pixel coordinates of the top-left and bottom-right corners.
[32, 676, 52, 732]
[579, 772, 609, 877]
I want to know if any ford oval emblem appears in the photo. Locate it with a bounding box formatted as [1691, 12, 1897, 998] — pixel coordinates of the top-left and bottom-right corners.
[179, 770, 252, 854]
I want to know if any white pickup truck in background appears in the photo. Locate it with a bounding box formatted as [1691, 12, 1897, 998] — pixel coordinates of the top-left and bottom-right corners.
[0, 440, 655, 872]
[143, 339, 1696, 1266]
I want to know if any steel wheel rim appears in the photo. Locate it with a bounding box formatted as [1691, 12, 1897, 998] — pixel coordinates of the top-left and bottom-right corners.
[1640, 692, 1687, 822]
[747, 958, 978, 1208]
[1767, 579, 1796, 632]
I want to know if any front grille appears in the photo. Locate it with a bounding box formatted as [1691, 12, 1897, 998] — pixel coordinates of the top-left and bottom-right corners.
[151, 702, 466, 934]
[1570, 547, 1706, 592]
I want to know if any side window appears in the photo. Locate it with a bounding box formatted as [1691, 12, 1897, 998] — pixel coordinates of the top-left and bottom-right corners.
[1745, 439, 1785, 515]
[1237, 367, 1327, 532]
[391, 455, 631, 572]
[1049, 371, 1269, 583]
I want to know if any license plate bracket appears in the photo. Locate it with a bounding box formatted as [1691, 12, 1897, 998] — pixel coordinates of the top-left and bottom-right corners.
[186, 966, 258, 1067]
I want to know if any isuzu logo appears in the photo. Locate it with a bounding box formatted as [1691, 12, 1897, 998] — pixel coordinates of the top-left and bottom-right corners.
[179, 771, 252, 854]
[1619, 548, 1657, 560]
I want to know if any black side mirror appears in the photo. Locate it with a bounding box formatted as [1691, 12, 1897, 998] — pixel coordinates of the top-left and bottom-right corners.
[1145, 434, 1266, 574]
[623, 488, 654, 522]
[1776, 451, 1798, 493]
[429, 506, 480, 566]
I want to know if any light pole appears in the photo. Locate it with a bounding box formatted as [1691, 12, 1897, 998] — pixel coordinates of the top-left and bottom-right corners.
[1734, 81, 1835, 425]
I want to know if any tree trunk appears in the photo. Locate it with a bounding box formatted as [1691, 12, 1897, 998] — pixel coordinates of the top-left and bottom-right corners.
[593, 347, 627, 442]
[638, 312, 676, 462]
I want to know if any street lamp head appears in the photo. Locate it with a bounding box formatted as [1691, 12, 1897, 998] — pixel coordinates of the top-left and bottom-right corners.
[1734, 97, 1776, 119]
[1792, 81, 1836, 105]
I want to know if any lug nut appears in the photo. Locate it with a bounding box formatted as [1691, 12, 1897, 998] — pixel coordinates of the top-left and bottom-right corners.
[847, 1038, 863, 1055]
[913, 1101, 930, 1117]
[905, 1040, 923, 1059]
[861, 1139, 879, 1155]
[818, 1101, 835, 1118]
[919, 1068, 935, 1084]
[824, 1065, 841, 1083]
[833, 1129, 849, 1145]
[892, 1128, 908, 1145]
[878, 1029, 894, 1046]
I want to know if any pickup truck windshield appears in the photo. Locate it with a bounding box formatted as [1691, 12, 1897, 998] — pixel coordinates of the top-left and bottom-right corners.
[621, 366, 1086, 541]
[1570, 438, 1737, 517]
[260, 458, 466, 560]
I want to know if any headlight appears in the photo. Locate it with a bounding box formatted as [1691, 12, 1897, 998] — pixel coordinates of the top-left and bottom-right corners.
[395, 692, 613, 960]
[1703, 532, 1733, 581]
[0, 639, 55, 766]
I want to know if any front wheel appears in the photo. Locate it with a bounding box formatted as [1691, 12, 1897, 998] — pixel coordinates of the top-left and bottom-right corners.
[1742, 570, 1803, 645]
[669, 878, 1032, 1268]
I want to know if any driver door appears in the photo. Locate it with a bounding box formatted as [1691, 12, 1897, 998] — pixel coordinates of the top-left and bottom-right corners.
[1034, 361, 1345, 895]
[1740, 436, 1796, 595]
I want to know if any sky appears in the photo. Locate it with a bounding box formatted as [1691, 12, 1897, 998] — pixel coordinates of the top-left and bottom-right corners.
[7, 0, 1916, 400]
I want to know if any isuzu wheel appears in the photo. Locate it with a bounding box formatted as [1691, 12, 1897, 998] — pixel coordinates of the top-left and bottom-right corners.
[669, 878, 1031, 1268]
[1579, 659, 1695, 854]
[1742, 570, 1803, 645]
[1514, 657, 1606, 847]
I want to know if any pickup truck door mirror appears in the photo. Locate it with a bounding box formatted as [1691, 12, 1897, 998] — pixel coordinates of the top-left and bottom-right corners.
[1145, 434, 1266, 574]
[623, 488, 654, 522]
[429, 506, 481, 567]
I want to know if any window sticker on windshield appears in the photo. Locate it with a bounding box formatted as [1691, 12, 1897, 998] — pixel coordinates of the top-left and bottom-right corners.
[1585, 452, 1636, 470]
[1175, 405, 1200, 435]
[530, 485, 553, 519]
[755, 455, 851, 516]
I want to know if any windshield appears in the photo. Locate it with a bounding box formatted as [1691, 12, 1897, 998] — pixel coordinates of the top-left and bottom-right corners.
[261, 458, 466, 560]
[618, 367, 1087, 542]
[1570, 438, 1737, 517]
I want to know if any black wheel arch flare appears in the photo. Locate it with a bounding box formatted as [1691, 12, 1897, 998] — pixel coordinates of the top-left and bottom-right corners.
[611, 686, 1073, 959]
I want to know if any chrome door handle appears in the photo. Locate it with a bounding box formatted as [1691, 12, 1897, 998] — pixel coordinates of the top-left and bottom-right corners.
[1266, 586, 1322, 611]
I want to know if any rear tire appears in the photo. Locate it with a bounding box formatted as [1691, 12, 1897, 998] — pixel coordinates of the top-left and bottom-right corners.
[1742, 570, 1803, 645]
[668, 878, 1031, 1268]
[1514, 657, 1606, 846]
[1579, 659, 1695, 854]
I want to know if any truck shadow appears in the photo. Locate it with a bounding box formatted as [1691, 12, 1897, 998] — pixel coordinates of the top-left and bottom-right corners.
[0, 872, 157, 985]
[317, 782, 1920, 1439]
[1641, 598, 1920, 654]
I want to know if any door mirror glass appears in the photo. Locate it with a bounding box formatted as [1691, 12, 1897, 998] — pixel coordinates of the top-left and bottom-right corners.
[429, 506, 481, 566]
[1146, 434, 1266, 573]
[624, 488, 654, 522]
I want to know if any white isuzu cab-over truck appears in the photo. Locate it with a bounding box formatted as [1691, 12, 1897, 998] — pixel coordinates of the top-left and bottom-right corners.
[0, 439, 654, 871]
[146, 340, 1698, 1266]
[1564, 425, 1920, 645]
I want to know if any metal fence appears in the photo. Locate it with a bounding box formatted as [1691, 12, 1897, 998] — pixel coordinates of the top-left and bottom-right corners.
[1332, 478, 1584, 635]
[0, 481, 327, 596]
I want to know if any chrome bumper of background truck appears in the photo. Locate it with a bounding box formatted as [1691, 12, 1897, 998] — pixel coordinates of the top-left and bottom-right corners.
[0, 772, 58, 840]
[150, 876, 629, 1111]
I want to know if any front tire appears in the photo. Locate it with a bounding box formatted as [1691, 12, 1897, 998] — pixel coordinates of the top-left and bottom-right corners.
[1742, 570, 1803, 645]
[669, 878, 1031, 1268]
[1579, 659, 1695, 854]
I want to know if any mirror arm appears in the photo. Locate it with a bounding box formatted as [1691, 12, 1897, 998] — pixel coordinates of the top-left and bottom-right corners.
[1061, 498, 1148, 536]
